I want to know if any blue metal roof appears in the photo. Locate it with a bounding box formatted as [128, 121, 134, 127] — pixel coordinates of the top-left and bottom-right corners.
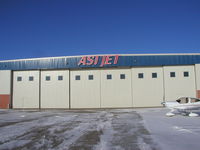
[0, 54, 200, 70]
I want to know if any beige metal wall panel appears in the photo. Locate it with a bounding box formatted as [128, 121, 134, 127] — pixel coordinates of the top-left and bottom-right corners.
[100, 69, 132, 108]
[0, 70, 11, 94]
[132, 67, 164, 107]
[13, 71, 39, 108]
[163, 65, 196, 100]
[70, 70, 101, 108]
[41, 70, 69, 108]
[195, 64, 200, 90]
[195, 64, 200, 98]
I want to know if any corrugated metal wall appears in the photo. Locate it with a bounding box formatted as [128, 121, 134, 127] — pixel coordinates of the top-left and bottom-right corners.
[1, 55, 200, 70]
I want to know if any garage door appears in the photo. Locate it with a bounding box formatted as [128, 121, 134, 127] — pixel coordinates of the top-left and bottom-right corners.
[70, 70, 101, 108]
[132, 67, 164, 107]
[163, 65, 196, 100]
[41, 70, 70, 108]
[13, 71, 40, 109]
[101, 69, 132, 108]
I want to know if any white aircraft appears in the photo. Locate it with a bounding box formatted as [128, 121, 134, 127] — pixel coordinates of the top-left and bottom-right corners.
[161, 97, 200, 117]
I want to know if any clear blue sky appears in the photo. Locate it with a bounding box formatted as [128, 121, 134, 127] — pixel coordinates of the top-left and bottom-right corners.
[0, 0, 200, 60]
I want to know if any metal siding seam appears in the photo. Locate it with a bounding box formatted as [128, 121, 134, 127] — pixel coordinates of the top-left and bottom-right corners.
[39, 70, 41, 109]
[10, 70, 13, 109]
[162, 66, 166, 103]
[100, 69, 102, 108]
[130, 68, 134, 107]
[194, 65, 198, 98]
[69, 70, 71, 109]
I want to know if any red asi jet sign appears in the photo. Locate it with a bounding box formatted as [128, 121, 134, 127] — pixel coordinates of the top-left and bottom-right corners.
[78, 55, 119, 67]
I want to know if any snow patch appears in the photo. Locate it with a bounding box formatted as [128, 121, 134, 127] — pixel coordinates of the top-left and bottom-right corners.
[173, 126, 194, 134]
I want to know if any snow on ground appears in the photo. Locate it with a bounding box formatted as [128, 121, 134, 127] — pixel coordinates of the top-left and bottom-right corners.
[138, 108, 200, 150]
[0, 108, 199, 150]
[0, 109, 158, 150]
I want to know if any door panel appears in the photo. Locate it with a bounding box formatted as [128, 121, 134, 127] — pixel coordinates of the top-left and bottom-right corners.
[132, 67, 164, 107]
[70, 70, 101, 108]
[163, 66, 196, 100]
[100, 69, 132, 108]
[41, 70, 69, 108]
[13, 71, 39, 108]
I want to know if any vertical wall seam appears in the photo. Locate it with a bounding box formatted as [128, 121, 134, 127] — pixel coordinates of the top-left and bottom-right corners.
[39, 70, 41, 109]
[162, 66, 166, 102]
[69, 69, 71, 109]
[10, 70, 13, 109]
[130, 67, 134, 108]
[100, 69, 102, 108]
[194, 64, 198, 98]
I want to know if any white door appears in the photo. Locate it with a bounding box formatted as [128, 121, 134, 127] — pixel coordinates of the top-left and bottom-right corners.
[100, 69, 132, 108]
[132, 67, 164, 107]
[70, 70, 101, 108]
[41, 70, 69, 108]
[163, 65, 196, 100]
[13, 71, 40, 108]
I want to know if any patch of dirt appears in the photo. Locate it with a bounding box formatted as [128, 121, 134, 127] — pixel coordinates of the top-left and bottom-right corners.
[110, 111, 159, 150]
[0, 118, 37, 128]
[68, 130, 103, 150]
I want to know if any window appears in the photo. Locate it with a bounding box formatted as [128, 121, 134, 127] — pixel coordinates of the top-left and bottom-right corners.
[170, 72, 175, 77]
[184, 72, 189, 77]
[17, 76, 22, 81]
[58, 76, 63, 80]
[88, 75, 93, 80]
[120, 74, 125, 79]
[191, 98, 200, 103]
[138, 73, 144, 79]
[176, 97, 189, 104]
[46, 76, 51, 81]
[107, 74, 112, 80]
[29, 76, 34, 81]
[75, 75, 80, 80]
[152, 73, 157, 78]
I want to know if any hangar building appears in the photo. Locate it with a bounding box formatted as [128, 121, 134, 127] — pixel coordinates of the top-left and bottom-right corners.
[1, 53, 200, 109]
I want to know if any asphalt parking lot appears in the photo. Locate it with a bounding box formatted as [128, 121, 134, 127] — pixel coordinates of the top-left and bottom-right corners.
[0, 108, 200, 150]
